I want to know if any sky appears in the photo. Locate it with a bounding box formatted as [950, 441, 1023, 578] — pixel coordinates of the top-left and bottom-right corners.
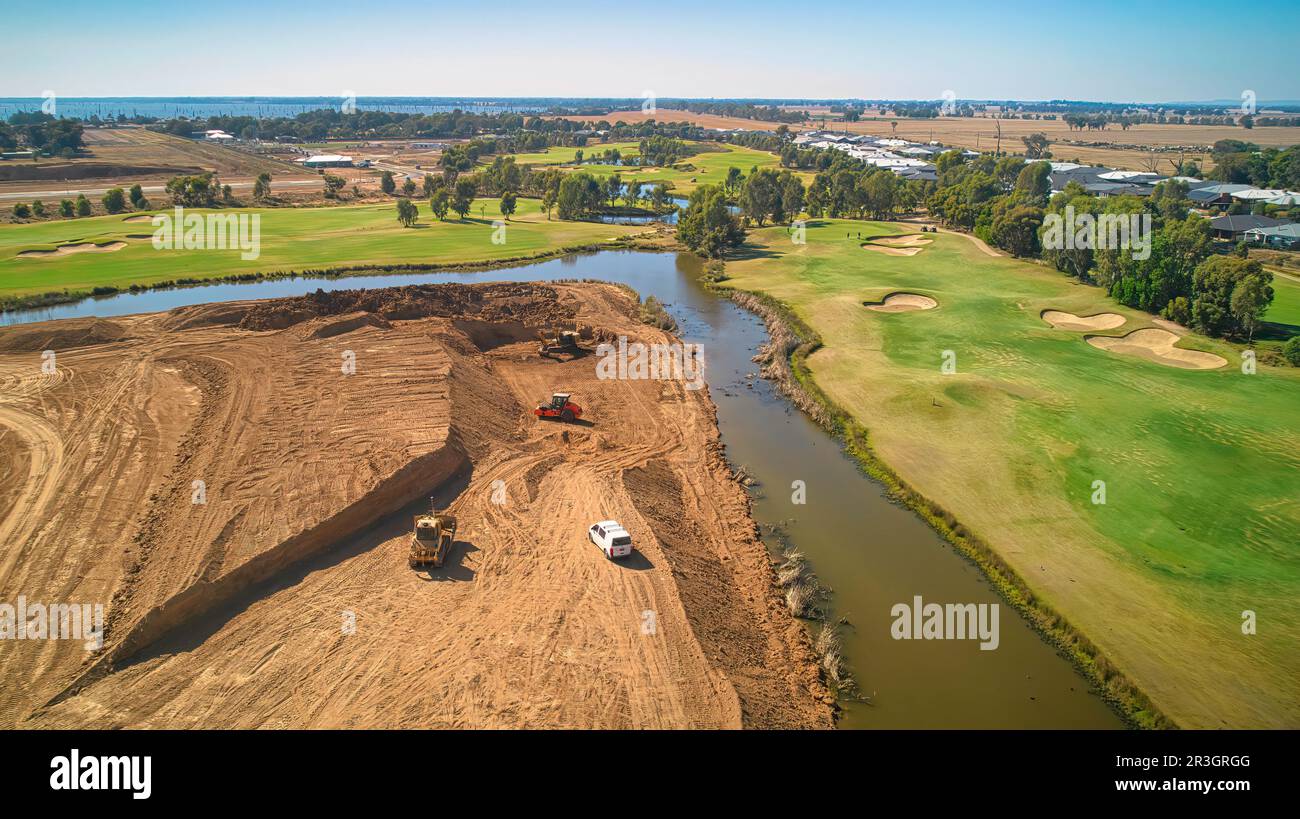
[3, 0, 1298, 103]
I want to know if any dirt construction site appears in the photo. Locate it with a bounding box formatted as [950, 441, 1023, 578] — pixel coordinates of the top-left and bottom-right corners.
[0, 281, 832, 729]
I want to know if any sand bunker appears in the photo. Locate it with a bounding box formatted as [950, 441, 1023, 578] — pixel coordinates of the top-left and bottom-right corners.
[18, 241, 127, 258]
[862, 235, 933, 257]
[122, 214, 155, 223]
[1042, 310, 1126, 331]
[1086, 328, 1227, 370]
[864, 292, 939, 313]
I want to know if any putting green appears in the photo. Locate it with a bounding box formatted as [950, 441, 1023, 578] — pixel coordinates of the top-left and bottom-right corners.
[720, 219, 1300, 728]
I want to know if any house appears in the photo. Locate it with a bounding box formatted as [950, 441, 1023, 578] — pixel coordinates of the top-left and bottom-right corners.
[1242, 223, 1300, 249]
[1207, 214, 1291, 241]
[1188, 183, 1256, 210]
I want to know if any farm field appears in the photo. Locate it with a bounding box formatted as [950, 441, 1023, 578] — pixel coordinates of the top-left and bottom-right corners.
[0, 128, 307, 195]
[0, 198, 644, 301]
[553, 108, 789, 131]
[827, 115, 1300, 172]
[719, 221, 1300, 728]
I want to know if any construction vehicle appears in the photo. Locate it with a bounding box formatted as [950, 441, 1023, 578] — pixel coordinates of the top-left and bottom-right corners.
[537, 327, 583, 360]
[533, 392, 582, 423]
[409, 502, 457, 569]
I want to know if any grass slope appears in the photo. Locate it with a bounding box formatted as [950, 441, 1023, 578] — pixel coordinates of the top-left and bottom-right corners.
[720, 220, 1300, 728]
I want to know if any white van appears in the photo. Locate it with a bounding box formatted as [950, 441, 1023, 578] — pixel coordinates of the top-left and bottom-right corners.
[589, 521, 633, 559]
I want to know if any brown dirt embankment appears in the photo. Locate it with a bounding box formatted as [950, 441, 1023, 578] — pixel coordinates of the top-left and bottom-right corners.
[0, 281, 831, 729]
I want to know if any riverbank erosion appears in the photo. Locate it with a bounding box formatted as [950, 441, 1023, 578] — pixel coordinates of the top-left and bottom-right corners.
[0, 281, 833, 729]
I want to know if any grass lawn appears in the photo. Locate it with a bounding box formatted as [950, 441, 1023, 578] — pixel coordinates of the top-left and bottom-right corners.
[720, 220, 1300, 728]
[0, 198, 643, 301]
[495, 141, 642, 166]
[1263, 270, 1300, 330]
[497, 141, 807, 196]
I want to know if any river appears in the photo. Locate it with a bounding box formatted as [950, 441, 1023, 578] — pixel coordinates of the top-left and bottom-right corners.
[0, 250, 1123, 728]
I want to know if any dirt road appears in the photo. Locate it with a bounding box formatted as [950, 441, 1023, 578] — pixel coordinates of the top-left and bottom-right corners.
[0, 283, 832, 728]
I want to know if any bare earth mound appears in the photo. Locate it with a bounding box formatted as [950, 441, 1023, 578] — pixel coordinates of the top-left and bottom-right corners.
[0, 282, 832, 729]
[865, 292, 939, 312]
[1041, 309, 1126, 331]
[17, 241, 127, 258]
[863, 235, 932, 257]
[1086, 328, 1227, 370]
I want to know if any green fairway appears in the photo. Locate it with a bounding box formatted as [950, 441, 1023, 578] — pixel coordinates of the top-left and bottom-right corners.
[1263, 270, 1300, 330]
[498, 141, 804, 195]
[0, 198, 642, 301]
[721, 221, 1300, 728]
[495, 141, 642, 166]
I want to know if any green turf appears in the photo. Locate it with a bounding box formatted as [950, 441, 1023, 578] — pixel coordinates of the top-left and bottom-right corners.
[1263, 271, 1300, 329]
[0, 198, 642, 300]
[494, 141, 642, 166]
[721, 220, 1300, 727]
[497, 141, 804, 195]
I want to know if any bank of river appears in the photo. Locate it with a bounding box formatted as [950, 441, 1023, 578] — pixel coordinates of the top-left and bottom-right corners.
[0, 249, 1123, 728]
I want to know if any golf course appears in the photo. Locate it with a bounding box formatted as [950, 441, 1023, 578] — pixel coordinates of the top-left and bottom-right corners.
[0, 198, 643, 304]
[719, 221, 1300, 728]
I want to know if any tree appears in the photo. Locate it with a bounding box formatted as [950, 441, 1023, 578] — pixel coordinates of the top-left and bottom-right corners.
[75, 194, 91, 217]
[102, 187, 127, 214]
[396, 198, 418, 227]
[1283, 336, 1300, 367]
[1022, 132, 1052, 159]
[451, 179, 476, 219]
[402, 177, 417, 197]
[556, 172, 602, 220]
[128, 183, 148, 210]
[677, 184, 745, 259]
[422, 173, 438, 198]
[31, 200, 46, 217]
[323, 174, 346, 198]
[1014, 161, 1052, 200]
[740, 168, 780, 226]
[380, 170, 396, 195]
[253, 172, 272, 200]
[624, 180, 642, 208]
[1229, 271, 1272, 343]
[59, 199, 74, 218]
[500, 191, 517, 220]
[724, 166, 744, 195]
[430, 189, 450, 220]
[1191, 256, 1272, 338]
[605, 173, 622, 208]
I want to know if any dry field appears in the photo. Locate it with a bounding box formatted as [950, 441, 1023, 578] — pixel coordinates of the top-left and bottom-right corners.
[0, 282, 831, 729]
[553, 108, 789, 131]
[832, 114, 1299, 171]
[0, 128, 313, 196]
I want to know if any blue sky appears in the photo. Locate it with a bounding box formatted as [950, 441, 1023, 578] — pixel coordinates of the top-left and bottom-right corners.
[3, 0, 1298, 102]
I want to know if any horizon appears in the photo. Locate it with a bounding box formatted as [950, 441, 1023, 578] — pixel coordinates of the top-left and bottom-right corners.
[3, 0, 1298, 101]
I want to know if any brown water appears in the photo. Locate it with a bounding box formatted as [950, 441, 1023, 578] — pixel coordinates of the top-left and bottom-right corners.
[2, 250, 1124, 728]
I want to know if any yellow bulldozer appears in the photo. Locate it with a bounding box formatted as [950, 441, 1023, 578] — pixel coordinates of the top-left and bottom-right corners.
[409, 502, 457, 570]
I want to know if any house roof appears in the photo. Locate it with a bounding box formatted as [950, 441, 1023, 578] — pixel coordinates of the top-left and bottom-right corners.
[1243, 223, 1300, 238]
[1208, 214, 1290, 232]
